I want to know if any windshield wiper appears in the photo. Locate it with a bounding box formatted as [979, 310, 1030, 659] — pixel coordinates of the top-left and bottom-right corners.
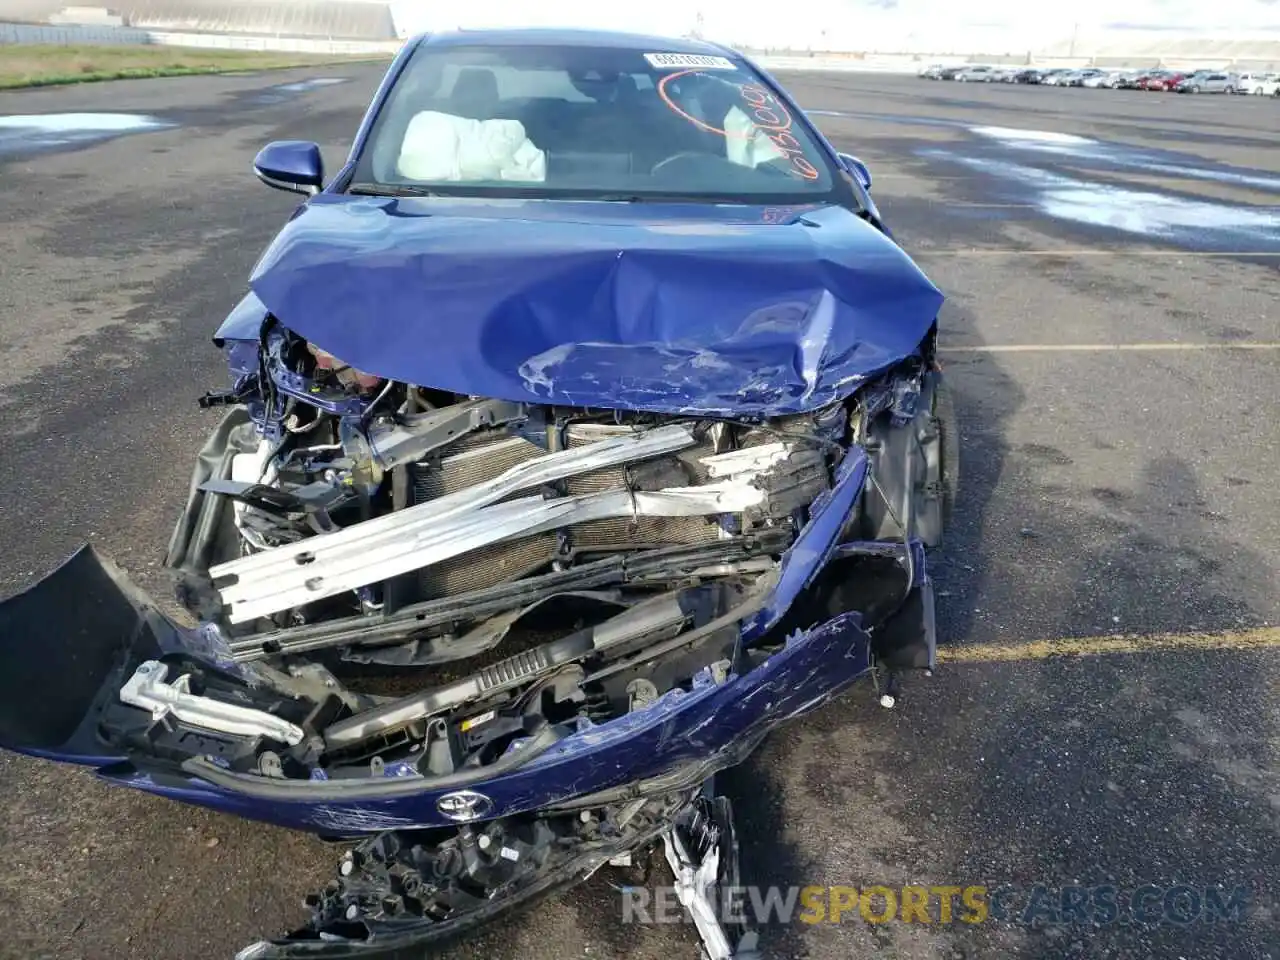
[591, 194, 745, 205]
[347, 182, 446, 198]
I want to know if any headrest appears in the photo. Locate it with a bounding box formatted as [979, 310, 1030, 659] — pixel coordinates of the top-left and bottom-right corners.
[451, 67, 499, 110]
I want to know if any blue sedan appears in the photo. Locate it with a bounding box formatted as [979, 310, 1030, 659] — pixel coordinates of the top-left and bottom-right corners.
[0, 27, 953, 959]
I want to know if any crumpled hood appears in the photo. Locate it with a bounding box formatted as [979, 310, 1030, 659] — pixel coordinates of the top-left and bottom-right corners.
[246, 194, 944, 416]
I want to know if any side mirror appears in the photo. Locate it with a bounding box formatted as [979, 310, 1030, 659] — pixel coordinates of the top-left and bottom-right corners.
[253, 140, 323, 195]
[837, 152, 872, 191]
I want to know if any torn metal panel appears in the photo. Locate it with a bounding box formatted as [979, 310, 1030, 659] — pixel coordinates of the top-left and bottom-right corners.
[103, 600, 878, 823]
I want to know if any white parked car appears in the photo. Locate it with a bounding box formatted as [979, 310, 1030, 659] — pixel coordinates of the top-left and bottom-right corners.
[955, 65, 997, 82]
[1082, 70, 1123, 88]
[1235, 72, 1280, 95]
[1066, 68, 1107, 86]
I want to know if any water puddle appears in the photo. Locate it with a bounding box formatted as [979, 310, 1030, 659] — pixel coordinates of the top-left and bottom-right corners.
[0, 113, 175, 155]
[251, 77, 350, 104]
[921, 148, 1280, 249]
[808, 109, 1280, 249]
[968, 124, 1280, 194]
[277, 78, 349, 94]
[970, 126, 1094, 148]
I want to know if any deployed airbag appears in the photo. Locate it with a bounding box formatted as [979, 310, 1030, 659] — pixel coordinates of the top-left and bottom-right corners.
[397, 111, 547, 182]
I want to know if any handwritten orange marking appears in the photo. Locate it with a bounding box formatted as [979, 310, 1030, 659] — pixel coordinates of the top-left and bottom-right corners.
[655, 71, 821, 181]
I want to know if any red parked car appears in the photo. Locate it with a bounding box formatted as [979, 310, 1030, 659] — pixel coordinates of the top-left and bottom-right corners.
[1143, 71, 1185, 91]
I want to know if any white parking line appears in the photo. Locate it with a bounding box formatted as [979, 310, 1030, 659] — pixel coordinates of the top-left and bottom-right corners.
[939, 342, 1280, 353]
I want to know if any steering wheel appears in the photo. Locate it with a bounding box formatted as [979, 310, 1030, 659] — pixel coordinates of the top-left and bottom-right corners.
[649, 151, 716, 177]
[651, 150, 797, 182]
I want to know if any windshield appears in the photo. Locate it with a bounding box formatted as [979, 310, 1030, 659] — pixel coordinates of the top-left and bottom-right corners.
[349, 43, 843, 204]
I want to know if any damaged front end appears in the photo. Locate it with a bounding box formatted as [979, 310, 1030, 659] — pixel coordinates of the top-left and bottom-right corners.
[0, 309, 950, 955]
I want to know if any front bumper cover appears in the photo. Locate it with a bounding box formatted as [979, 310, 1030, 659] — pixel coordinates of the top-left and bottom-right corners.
[0, 441, 936, 956]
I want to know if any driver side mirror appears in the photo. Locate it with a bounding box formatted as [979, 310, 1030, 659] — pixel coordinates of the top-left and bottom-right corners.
[253, 140, 324, 195]
[837, 153, 872, 191]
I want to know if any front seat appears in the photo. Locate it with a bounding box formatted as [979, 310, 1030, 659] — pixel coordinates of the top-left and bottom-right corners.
[450, 67, 500, 120]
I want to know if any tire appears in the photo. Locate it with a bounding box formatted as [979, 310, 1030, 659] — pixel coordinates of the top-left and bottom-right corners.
[857, 367, 959, 547]
[1191, 85, 1201, 93]
[932, 368, 960, 533]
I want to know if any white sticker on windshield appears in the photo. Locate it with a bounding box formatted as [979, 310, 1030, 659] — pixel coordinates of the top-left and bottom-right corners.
[644, 53, 737, 70]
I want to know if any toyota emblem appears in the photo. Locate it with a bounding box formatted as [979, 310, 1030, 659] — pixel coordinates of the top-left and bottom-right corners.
[436, 789, 495, 822]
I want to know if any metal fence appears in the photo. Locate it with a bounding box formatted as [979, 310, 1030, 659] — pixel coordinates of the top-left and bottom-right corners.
[0, 21, 401, 53]
[0, 21, 152, 43]
[145, 30, 400, 54]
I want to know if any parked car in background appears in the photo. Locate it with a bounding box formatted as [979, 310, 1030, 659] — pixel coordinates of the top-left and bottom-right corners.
[992, 67, 1021, 82]
[1082, 70, 1123, 88]
[1116, 69, 1155, 89]
[1143, 70, 1185, 91]
[1013, 68, 1043, 83]
[1233, 71, 1279, 95]
[1040, 69, 1074, 86]
[1175, 71, 1236, 93]
[955, 65, 997, 81]
[1053, 69, 1095, 86]
[955, 65, 994, 81]
[919, 63, 946, 79]
[937, 65, 965, 80]
[1067, 68, 1107, 86]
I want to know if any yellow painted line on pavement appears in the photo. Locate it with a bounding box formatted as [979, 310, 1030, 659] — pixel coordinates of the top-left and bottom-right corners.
[938, 627, 1280, 664]
[939, 342, 1280, 353]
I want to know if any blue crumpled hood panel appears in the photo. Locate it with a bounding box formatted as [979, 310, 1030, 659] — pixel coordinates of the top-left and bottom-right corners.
[247, 195, 944, 416]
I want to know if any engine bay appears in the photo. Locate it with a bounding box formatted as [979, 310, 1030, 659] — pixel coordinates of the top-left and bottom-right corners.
[88, 320, 937, 792]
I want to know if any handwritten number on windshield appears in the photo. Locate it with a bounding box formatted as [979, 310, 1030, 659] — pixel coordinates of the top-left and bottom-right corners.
[738, 84, 819, 180]
[656, 70, 820, 181]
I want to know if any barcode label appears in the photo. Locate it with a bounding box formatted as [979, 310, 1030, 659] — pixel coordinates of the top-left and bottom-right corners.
[644, 53, 737, 70]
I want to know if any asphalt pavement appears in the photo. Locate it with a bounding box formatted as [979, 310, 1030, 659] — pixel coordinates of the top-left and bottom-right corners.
[0, 66, 1277, 960]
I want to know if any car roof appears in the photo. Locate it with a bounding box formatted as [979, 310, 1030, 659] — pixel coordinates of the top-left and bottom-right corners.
[414, 26, 736, 57]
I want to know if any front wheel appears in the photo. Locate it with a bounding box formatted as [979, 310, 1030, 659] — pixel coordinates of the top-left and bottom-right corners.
[857, 367, 959, 547]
